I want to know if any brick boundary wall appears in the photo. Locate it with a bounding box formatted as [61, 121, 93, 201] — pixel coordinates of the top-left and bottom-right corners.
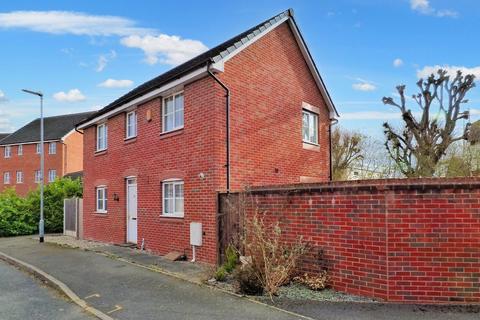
[230, 178, 480, 304]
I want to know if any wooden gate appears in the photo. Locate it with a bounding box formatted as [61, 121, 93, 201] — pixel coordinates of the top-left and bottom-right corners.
[217, 193, 242, 265]
[64, 197, 83, 239]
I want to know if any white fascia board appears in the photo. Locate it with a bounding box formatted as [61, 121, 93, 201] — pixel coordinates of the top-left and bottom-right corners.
[0, 139, 60, 146]
[61, 129, 77, 142]
[77, 66, 208, 129]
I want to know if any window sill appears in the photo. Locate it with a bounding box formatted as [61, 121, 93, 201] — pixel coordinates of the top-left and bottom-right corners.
[124, 136, 137, 144]
[94, 150, 107, 156]
[160, 128, 184, 139]
[94, 211, 108, 216]
[303, 142, 320, 152]
[160, 214, 184, 219]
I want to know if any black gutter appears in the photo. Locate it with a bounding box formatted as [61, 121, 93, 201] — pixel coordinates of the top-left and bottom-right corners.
[207, 61, 231, 193]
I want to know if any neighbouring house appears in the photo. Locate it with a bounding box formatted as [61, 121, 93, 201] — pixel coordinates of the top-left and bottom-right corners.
[76, 9, 338, 264]
[0, 112, 94, 196]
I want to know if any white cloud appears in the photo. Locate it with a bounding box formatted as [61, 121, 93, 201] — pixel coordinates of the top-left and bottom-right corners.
[0, 11, 151, 36]
[416, 65, 480, 79]
[393, 58, 404, 67]
[341, 111, 402, 120]
[98, 79, 133, 88]
[0, 90, 7, 102]
[53, 89, 86, 102]
[0, 11, 208, 67]
[0, 110, 14, 132]
[120, 34, 208, 65]
[353, 82, 377, 91]
[410, 0, 458, 18]
[96, 50, 116, 72]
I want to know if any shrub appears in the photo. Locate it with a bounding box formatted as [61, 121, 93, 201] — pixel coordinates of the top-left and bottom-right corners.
[0, 177, 82, 236]
[234, 265, 263, 295]
[243, 212, 308, 298]
[224, 245, 238, 273]
[214, 266, 227, 282]
[294, 271, 329, 291]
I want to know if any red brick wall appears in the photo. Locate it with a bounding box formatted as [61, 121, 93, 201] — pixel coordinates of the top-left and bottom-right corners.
[82, 21, 332, 263]
[238, 178, 480, 304]
[63, 131, 84, 174]
[0, 142, 64, 196]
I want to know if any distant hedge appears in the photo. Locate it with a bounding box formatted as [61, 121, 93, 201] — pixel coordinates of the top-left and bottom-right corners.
[0, 178, 82, 237]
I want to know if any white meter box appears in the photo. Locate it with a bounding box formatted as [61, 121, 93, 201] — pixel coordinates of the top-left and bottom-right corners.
[190, 222, 202, 246]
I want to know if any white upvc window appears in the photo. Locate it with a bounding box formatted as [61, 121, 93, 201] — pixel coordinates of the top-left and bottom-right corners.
[162, 92, 184, 133]
[16, 171, 23, 184]
[96, 123, 108, 151]
[36, 143, 42, 154]
[3, 172, 10, 184]
[48, 169, 56, 182]
[17, 145, 23, 156]
[96, 186, 107, 213]
[302, 110, 318, 145]
[126, 111, 137, 139]
[162, 179, 184, 217]
[34, 170, 42, 183]
[49, 142, 56, 155]
[4, 146, 11, 158]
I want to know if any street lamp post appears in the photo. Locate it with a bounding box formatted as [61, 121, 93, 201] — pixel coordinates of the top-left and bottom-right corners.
[22, 89, 44, 243]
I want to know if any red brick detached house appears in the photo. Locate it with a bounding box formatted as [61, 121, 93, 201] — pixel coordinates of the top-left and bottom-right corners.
[0, 112, 94, 196]
[77, 10, 338, 263]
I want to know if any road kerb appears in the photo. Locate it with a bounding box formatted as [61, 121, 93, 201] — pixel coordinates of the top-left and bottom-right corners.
[0, 251, 114, 320]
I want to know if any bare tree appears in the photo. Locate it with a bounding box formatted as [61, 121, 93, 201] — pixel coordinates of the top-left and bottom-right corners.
[331, 127, 364, 180]
[382, 69, 475, 177]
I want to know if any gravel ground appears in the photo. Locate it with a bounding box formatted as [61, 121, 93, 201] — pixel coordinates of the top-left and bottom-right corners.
[42, 235, 105, 250]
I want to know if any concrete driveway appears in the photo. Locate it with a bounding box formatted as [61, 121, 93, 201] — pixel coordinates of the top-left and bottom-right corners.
[0, 237, 299, 320]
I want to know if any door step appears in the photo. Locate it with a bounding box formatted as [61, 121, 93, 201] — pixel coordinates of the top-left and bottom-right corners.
[117, 243, 137, 248]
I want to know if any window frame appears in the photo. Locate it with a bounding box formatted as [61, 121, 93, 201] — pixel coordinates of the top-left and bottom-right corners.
[16, 171, 23, 184]
[96, 123, 108, 152]
[36, 143, 42, 154]
[95, 186, 108, 213]
[125, 110, 137, 139]
[48, 169, 56, 182]
[162, 92, 184, 133]
[4, 146, 11, 158]
[34, 170, 42, 183]
[161, 179, 184, 218]
[17, 145, 23, 156]
[302, 109, 319, 145]
[48, 142, 57, 155]
[3, 172, 10, 184]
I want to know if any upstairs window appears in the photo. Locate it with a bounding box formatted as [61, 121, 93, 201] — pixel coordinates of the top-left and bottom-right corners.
[36, 143, 42, 154]
[48, 169, 56, 182]
[126, 111, 137, 139]
[96, 186, 107, 213]
[49, 142, 56, 155]
[96, 123, 108, 151]
[16, 171, 23, 184]
[34, 170, 42, 183]
[17, 145, 23, 156]
[162, 179, 184, 217]
[302, 110, 318, 145]
[162, 92, 184, 133]
[4, 146, 11, 158]
[3, 172, 10, 184]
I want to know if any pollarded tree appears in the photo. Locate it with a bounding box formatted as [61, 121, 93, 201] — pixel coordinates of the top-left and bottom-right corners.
[331, 127, 364, 180]
[382, 69, 475, 177]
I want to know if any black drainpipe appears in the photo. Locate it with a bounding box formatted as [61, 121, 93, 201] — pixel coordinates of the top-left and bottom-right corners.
[207, 61, 231, 193]
[329, 118, 338, 181]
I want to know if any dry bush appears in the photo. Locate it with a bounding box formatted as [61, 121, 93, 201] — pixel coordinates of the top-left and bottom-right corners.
[243, 211, 308, 299]
[294, 270, 330, 291]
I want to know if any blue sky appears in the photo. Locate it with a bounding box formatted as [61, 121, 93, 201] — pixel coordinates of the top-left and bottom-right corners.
[0, 0, 478, 138]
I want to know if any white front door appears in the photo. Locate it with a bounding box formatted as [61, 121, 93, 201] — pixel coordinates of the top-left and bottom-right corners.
[126, 178, 138, 244]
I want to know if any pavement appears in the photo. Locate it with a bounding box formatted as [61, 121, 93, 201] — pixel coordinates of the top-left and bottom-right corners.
[0, 260, 94, 320]
[0, 236, 300, 320]
[0, 236, 478, 320]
